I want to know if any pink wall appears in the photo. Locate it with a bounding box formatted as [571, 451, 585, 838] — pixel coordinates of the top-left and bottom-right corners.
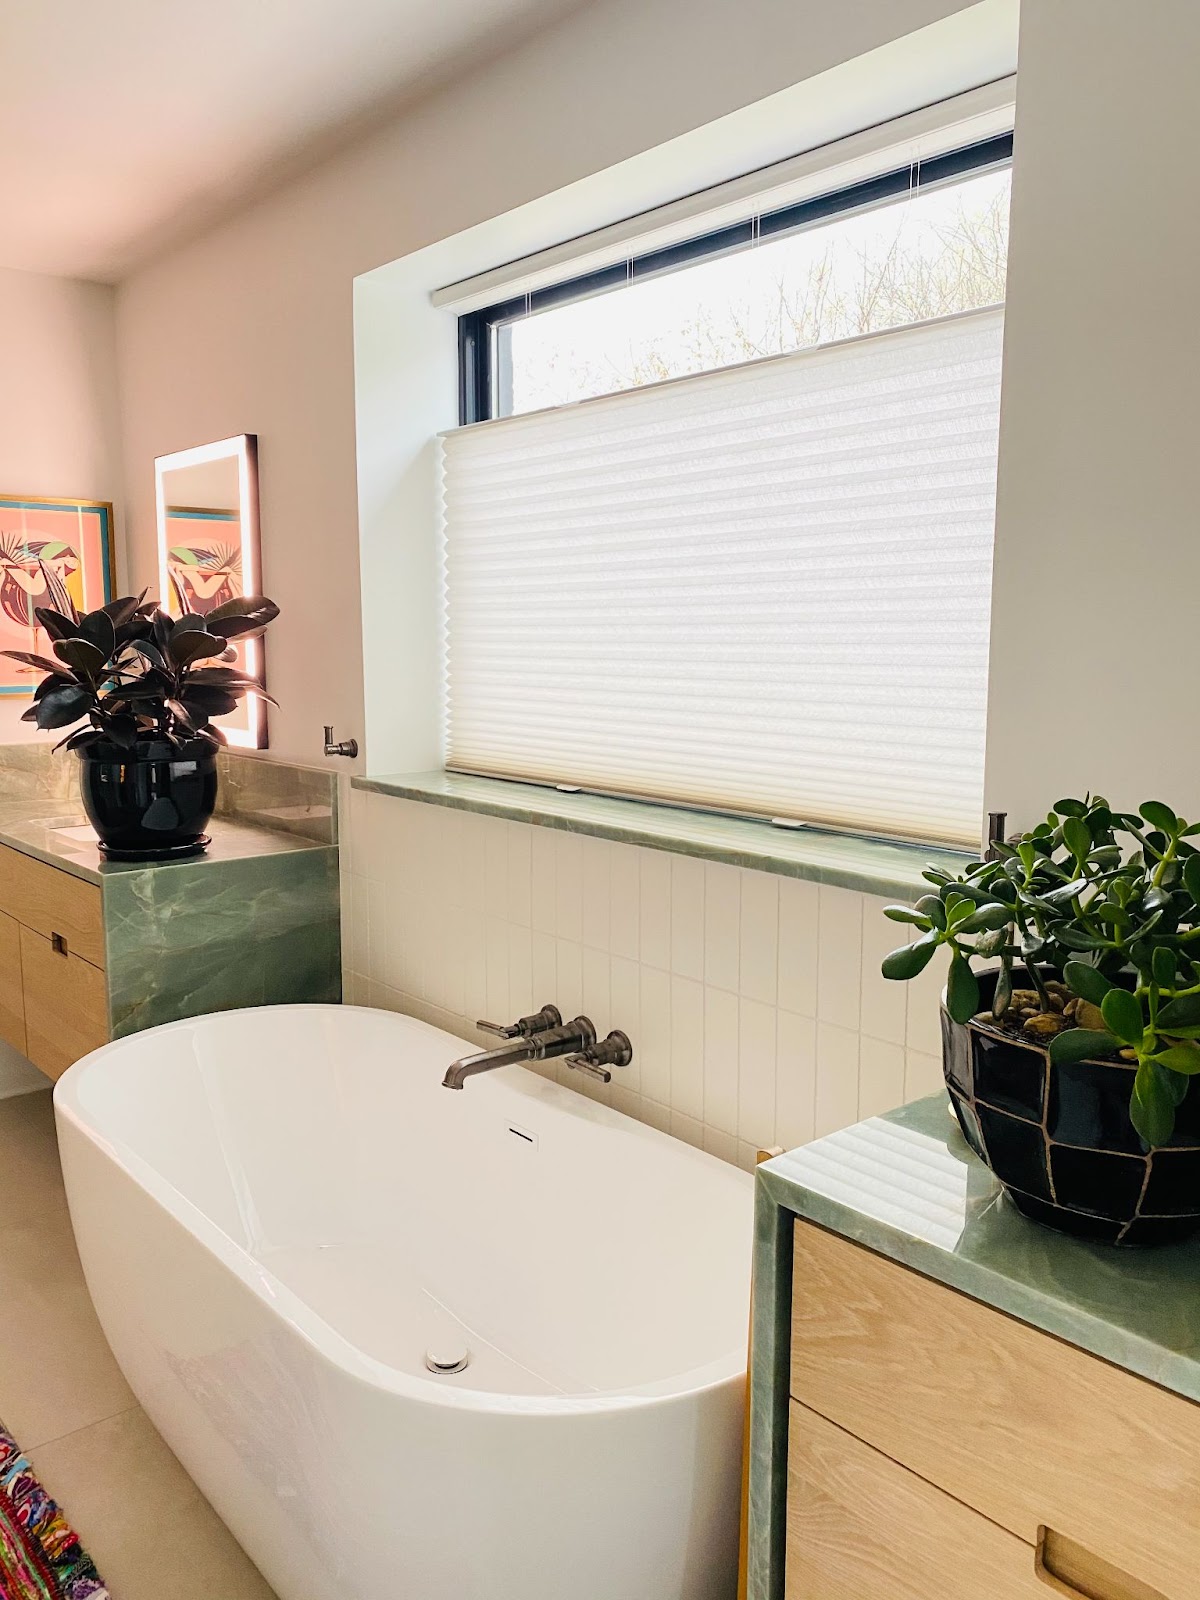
[0, 266, 121, 743]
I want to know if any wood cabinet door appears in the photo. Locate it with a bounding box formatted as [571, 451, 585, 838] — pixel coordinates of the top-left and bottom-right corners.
[790, 1221, 1198, 1599]
[786, 1402, 1047, 1600]
[19, 926, 108, 1080]
[0, 844, 105, 968]
[0, 909, 25, 1056]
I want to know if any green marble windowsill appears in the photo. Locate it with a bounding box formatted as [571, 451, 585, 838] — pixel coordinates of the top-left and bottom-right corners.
[352, 771, 972, 898]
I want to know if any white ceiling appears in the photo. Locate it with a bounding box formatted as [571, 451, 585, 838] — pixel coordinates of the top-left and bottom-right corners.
[2, 0, 583, 283]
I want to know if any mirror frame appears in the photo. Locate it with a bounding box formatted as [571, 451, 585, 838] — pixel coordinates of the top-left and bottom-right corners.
[154, 433, 266, 749]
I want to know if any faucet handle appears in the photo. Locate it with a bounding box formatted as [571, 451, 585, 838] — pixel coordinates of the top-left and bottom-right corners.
[564, 1029, 634, 1085]
[477, 1003, 563, 1040]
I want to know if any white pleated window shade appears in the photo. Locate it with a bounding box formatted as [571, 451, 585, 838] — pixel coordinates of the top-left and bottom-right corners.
[441, 305, 1004, 847]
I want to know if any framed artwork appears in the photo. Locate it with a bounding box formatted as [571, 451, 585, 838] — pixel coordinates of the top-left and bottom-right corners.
[0, 496, 116, 697]
[155, 434, 267, 749]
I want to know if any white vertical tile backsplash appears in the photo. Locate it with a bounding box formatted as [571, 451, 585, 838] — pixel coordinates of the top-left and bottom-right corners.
[703, 860, 741, 992]
[638, 848, 672, 970]
[670, 855, 705, 981]
[816, 885, 863, 1030]
[738, 870, 779, 1005]
[344, 794, 950, 1171]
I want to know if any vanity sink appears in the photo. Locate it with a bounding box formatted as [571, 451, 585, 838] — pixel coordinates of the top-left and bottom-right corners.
[50, 822, 100, 843]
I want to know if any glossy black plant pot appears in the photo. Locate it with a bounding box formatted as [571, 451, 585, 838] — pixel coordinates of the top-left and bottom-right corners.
[943, 968, 1200, 1247]
[78, 739, 218, 861]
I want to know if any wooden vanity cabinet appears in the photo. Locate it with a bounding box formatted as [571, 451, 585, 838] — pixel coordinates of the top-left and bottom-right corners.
[784, 1220, 1195, 1600]
[0, 909, 26, 1056]
[0, 843, 108, 1079]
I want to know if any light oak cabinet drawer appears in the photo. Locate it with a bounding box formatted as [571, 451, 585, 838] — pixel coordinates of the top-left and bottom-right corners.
[786, 1402, 1047, 1599]
[0, 909, 25, 1055]
[790, 1221, 1198, 1599]
[0, 844, 104, 968]
[19, 926, 108, 1080]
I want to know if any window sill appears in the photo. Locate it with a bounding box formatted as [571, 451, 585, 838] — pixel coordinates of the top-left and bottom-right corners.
[351, 771, 973, 900]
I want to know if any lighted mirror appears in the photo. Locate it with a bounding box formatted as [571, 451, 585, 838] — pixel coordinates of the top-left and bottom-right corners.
[154, 434, 267, 748]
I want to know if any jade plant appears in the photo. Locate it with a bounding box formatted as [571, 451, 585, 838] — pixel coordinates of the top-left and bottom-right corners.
[1, 560, 278, 751]
[881, 797, 1200, 1147]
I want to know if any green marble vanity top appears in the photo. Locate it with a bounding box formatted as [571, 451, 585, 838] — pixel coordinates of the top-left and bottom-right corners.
[0, 796, 326, 885]
[0, 744, 337, 885]
[760, 1092, 1200, 1399]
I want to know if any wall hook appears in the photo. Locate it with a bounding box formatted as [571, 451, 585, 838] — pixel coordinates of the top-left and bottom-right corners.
[323, 725, 359, 759]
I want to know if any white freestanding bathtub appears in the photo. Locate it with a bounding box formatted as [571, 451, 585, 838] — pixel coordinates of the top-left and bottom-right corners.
[54, 1005, 754, 1600]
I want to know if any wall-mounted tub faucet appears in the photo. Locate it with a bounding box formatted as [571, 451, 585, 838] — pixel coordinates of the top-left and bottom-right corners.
[443, 1009, 596, 1089]
[564, 1030, 634, 1085]
[476, 1004, 562, 1041]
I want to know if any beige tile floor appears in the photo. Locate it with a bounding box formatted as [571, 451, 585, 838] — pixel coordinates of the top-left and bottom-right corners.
[0, 1090, 278, 1600]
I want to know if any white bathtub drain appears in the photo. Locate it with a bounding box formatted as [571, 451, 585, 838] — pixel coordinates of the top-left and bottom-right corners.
[425, 1339, 470, 1375]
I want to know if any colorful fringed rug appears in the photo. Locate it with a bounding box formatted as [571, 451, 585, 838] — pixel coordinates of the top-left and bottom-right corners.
[0, 1422, 108, 1599]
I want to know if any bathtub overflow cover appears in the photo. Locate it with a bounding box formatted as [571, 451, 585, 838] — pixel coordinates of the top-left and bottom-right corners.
[425, 1339, 470, 1375]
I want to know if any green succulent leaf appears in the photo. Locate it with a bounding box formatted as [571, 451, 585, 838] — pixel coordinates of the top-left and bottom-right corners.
[881, 933, 940, 981]
[1101, 988, 1145, 1046]
[956, 903, 1012, 934]
[1049, 1028, 1120, 1066]
[1140, 801, 1179, 834]
[1131, 1060, 1176, 1148]
[1158, 994, 1200, 1031]
[1062, 817, 1091, 860]
[1152, 946, 1178, 988]
[992, 960, 1013, 1018]
[973, 930, 1009, 960]
[1063, 960, 1113, 1007]
[915, 894, 947, 931]
[1053, 927, 1111, 952]
[883, 906, 932, 925]
[1152, 1043, 1200, 1075]
[1043, 878, 1090, 906]
[945, 953, 980, 1024]
[1183, 855, 1200, 906]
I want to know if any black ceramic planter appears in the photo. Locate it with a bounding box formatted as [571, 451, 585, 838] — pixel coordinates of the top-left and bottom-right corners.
[943, 969, 1200, 1247]
[78, 739, 218, 861]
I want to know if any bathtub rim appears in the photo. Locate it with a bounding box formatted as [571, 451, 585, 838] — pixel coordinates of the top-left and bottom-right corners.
[55, 1002, 752, 1417]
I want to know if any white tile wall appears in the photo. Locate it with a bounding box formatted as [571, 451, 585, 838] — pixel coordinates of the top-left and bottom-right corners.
[341, 789, 947, 1171]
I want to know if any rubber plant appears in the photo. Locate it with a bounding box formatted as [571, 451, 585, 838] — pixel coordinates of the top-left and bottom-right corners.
[880, 796, 1200, 1148]
[1, 560, 278, 749]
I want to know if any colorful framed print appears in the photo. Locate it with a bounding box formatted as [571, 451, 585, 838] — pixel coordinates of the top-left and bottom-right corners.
[0, 496, 116, 698]
[154, 434, 267, 749]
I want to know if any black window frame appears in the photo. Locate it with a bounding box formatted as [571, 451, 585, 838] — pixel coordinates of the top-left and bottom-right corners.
[458, 131, 1013, 425]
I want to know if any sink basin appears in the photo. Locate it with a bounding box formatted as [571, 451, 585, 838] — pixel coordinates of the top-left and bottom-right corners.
[51, 822, 99, 844]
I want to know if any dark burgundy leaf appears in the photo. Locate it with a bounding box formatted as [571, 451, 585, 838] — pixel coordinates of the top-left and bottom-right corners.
[33, 684, 92, 730]
[0, 650, 65, 675]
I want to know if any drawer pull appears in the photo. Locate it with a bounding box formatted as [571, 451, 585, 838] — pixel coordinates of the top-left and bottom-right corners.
[50, 932, 67, 956]
[1036, 1526, 1166, 1600]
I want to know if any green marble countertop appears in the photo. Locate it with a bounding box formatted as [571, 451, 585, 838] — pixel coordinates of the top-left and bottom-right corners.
[747, 1095, 1200, 1600]
[0, 794, 329, 887]
[355, 770, 971, 898]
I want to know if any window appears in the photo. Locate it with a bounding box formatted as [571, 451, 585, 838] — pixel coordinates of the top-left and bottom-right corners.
[443, 132, 1011, 847]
